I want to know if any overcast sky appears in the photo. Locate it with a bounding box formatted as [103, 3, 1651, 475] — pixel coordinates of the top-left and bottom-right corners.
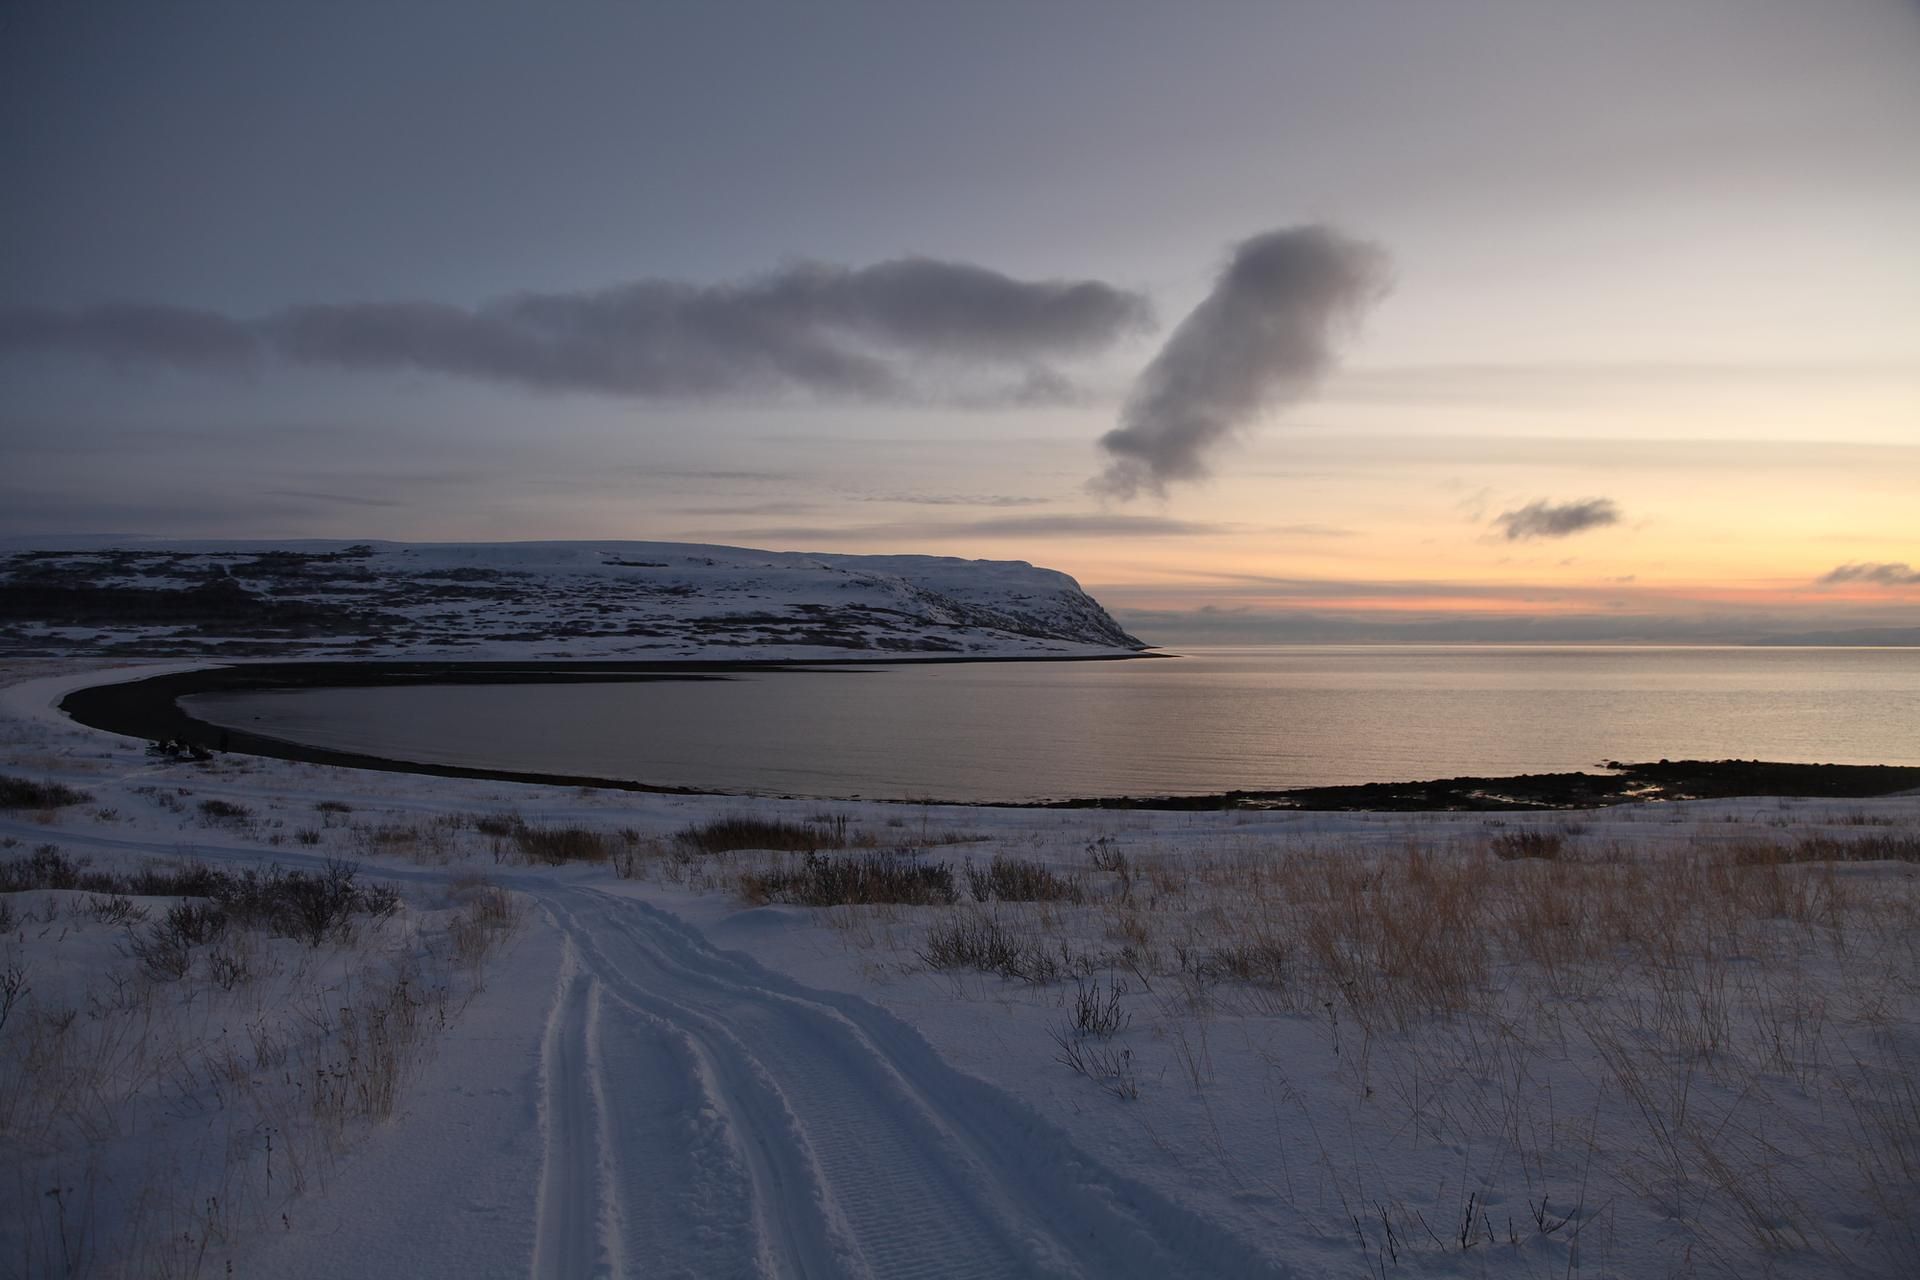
[4, 1, 1917, 643]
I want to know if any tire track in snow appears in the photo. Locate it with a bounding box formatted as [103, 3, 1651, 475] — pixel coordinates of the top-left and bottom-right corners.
[583, 979, 630, 1280]
[7, 820, 1285, 1276]
[532, 940, 620, 1279]
[537, 885, 1289, 1279]
[545, 895, 860, 1279]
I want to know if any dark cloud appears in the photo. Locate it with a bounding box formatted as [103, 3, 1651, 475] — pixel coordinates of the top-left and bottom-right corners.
[1818, 562, 1920, 586]
[1492, 498, 1621, 541]
[0, 303, 260, 370]
[1093, 225, 1387, 499]
[0, 258, 1152, 403]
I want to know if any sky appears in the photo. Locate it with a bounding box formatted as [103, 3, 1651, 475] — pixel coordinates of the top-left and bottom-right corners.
[3, 1, 1918, 644]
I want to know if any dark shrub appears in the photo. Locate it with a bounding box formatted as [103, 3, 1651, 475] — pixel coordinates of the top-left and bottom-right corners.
[678, 816, 851, 856]
[1490, 830, 1565, 861]
[741, 852, 956, 907]
[512, 824, 611, 864]
[919, 911, 1065, 983]
[163, 900, 227, 946]
[0, 777, 92, 810]
[198, 798, 252, 823]
[965, 855, 1083, 904]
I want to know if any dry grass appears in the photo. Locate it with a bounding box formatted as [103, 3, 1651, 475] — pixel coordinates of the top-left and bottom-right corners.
[445, 874, 522, 982]
[1, 855, 521, 1277]
[797, 822, 1920, 1275]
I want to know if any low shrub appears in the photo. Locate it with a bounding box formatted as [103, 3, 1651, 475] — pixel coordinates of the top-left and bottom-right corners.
[1, 848, 400, 947]
[966, 855, 1083, 903]
[921, 911, 1026, 972]
[919, 910, 1068, 982]
[740, 851, 957, 907]
[125, 860, 231, 898]
[162, 900, 227, 946]
[1, 847, 244, 898]
[1201, 938, 1294, 987]
[214, 859, 396, 946]
[1490, 830, 1566, 861]
[1066, 977, 1131, 1038]
[86, 890, 147, 921]
[206, 947, 251, 990]
[511, 823, 611, 864]
[130, 927, 192, 981]
[466, 814, 612, 863]
[448, 878, 519, 976]
[678, 815, 854, 856]
[0, 777, 92, 810]
[1734, 832, 1920, 864]
[197, 798, 253, 824]
[1, 845, 94, 892]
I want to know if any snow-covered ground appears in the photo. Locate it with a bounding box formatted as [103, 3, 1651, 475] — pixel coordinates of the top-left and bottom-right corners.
[4, 656, 1918, 1278]
[0, 539, 1144, 660]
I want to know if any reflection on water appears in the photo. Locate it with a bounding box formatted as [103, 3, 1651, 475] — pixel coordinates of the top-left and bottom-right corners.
[183, 646, 1920, 803]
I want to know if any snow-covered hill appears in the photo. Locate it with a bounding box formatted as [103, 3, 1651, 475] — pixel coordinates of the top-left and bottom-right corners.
[0, 539, 1145, 659]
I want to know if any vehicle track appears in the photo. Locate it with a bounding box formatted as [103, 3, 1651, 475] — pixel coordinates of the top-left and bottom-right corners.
[531, 884, 1286, 1279]
[0, 819, 1284, 1277]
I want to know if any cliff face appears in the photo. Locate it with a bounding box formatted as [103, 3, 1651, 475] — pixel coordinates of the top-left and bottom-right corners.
[0, 539, 1145, 659]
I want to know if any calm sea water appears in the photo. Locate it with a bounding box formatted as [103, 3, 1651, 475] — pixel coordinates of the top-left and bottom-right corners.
[182, 646, 1920, 802]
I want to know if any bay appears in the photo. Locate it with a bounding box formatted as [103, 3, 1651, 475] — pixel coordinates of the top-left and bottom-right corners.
[181, 646, 1920, 803]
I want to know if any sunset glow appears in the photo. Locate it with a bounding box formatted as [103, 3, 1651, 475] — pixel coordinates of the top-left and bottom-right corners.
[4, 2, 1915, 644]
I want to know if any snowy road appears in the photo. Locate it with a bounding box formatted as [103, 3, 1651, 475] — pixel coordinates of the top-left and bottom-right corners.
[4, 812, 1280, 1278]
[526, 883, 1282, 1279]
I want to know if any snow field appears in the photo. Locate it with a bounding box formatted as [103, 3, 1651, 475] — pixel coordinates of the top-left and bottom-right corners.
[3, 658, 1919, 1277]
[0, 854, 525, 1277]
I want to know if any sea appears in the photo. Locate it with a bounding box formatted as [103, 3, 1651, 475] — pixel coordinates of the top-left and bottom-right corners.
[180, 646, 1920, 803]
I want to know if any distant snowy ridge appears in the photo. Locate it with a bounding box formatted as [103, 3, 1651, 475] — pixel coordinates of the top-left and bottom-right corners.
[0, 538, 1145, 660]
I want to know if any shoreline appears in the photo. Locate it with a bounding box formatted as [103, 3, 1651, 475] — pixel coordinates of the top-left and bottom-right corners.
[55, 657, 1920, 811]
[56, 654, 1158, 802]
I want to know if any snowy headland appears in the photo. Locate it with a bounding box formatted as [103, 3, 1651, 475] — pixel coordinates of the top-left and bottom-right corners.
[0, 539, 1145, 660]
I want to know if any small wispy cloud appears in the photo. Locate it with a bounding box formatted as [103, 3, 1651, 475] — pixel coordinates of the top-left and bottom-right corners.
[263, 489, 405, 509]
[859, 493, 1052, 508]
[1492, 498, 1621, 541]
[1269, 523, 1358, 539]
[1818, 561, 1920, 586]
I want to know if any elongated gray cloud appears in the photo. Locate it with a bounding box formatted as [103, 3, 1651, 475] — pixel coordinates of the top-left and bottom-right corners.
[1819, 561, 1920, 586]
[0, 303, 260, 370]
[0, 258, 1152, 403]
[1493, 498, 1621, 541]
[1093, 225, 1387, 499]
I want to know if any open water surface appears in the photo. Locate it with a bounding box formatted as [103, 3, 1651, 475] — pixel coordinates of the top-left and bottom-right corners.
[181, 646, 1920, 802]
